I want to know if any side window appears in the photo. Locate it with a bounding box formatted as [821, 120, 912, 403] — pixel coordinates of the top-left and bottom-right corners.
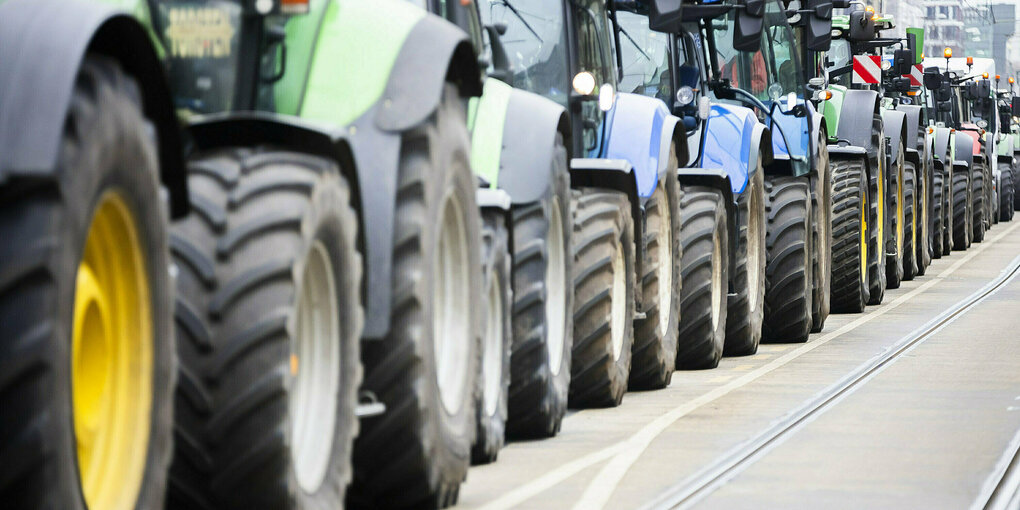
[767, 19, 803, 96]
[617, 11, 673, 104]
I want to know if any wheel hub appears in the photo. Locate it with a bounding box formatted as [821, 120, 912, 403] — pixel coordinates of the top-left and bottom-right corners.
[433, 193, 471, 415]
[657, 192, 672, 333]
[546, 199, 567, 375]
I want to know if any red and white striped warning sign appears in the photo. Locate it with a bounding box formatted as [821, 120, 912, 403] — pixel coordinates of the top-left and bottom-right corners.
[853, 55, 882, 84]
[903, 64, 923, 87]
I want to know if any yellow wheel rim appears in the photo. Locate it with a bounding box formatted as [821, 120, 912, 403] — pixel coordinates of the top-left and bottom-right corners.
[72, 191, 153, 510]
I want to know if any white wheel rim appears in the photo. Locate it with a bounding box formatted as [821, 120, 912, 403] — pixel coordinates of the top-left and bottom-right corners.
[290, 241, 340, 494]
[711, 227, 723, 332]
[545, 199, 567, 375]
[610, 238, 627, 360]
[433, 192, 471, 415]
[748, 176, 764, 312]
[657, 190, 672, 334]
[482, 271, 504, 416]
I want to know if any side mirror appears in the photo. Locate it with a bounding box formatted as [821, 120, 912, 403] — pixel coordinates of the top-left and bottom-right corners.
[832, 0, 850, 7]
[890, 76, 911, 92]
[1012, 100, 1020, 117]
[923, 67, 942, 91]
[938, 100, 952, 112]
[804, 0, 834, 51]
[848, 9, 875, 42]
[648, 0, 684, 33]
[977, 80, 991, 99]
[733, 0, 765, 52]
[906, 32, 920, 65]
[893, 49, 912, 77]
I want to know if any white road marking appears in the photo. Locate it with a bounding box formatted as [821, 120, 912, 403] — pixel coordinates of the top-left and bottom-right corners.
[473, 221, 1020, 510]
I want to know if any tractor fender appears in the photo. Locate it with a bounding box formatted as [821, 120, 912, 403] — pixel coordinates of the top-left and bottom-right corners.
[494, 86, 571, 204]
[767, 100, 812, 177]
[955, 133, 975, 171]
[835, 89, 881, 150]
[904, 147, 921, 168]
[896, 104, 925, 152]
[374, 10, 482, 132]
[701, 102, 768, 192]
[676, 167, 738, 281]
[0, 0, 187, 217]
[881, 109, 908, 162]
[809, 109, 827, 172]
[570, 158, 641, 228]
[604, 92, 685, 199]
[827, 144, 868, 159]
[934, 127, 954, 164]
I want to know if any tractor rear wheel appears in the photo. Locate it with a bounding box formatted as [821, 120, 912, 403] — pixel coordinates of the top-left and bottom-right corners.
[867, 128, 888, 305]
[1001, 163, 1015, 222]
[762, 176, 813, 343]
[168, 150, 362, 510]
[506, 137, 572, 438]
[472, 211, 512, 465]
[916, 159, 931, 275]
[932, 168, 944, 259]
[631, 157, 682, 389]
[886, 141, 906, 290]
[351, 85, 480, 509]
[725, 166, 766, 355]
[569, 189, 635, 407]
[810, 138, 832, 332]
[676, 187, 729, 369]
[902, 161, 917, 281]
[952, 167, 971, 250]
[973, 162, 987, 243]
[944, 165, 955, 253]
[0, 56, 174, 510]
[829, 157, 869, 313]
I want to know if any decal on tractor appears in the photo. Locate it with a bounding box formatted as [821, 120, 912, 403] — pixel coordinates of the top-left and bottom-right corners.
[853, 55, 882, 84]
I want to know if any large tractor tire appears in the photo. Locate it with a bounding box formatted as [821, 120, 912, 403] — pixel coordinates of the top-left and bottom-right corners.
[1001, 162, 1015, 222]
[867, 130, 888, 305]
[932, 168, 944, 259]
[1014, 159, 1020, 211]
[569, 189, 635, 407]
[915, 158, 931, 276]
[472, 212, 512, 465]
[972, 161, 987, 243]
[809, 139, 832, 332]
[762, 176, 813, 343]
[506, 137, 572, 438]
[829, 157, 869, 313]
[168, 150, 362, 510]
[725, 167, 766, 355]
[952, 167, 972, 251]
[631, 156, 682, 389]
[0, 56, 174, 510]
[351, 85, 481, 509]
[886, 140, 906, 290]
[675, 187, 729, 369]
[902, 161, 918, 281]
[943, 165, 955, 253]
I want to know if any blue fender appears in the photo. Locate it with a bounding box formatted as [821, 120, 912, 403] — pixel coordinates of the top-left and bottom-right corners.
[0, 0, 187, 216]
[699, 103, 772, 194]
[604, 92, 684, 199]
[767, 100, 812, 176]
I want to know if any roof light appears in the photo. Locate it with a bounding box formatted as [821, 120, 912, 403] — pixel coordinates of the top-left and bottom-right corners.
[983, 72, 989, 79]
[1010, 77, 1015, 84]
[967, 56, 974, 65]
[996, 75, 1001, 80]
[944, 47, 953, 59]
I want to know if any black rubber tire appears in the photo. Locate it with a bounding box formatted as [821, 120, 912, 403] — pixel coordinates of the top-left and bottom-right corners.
[725, 167, 766, 354]
[932, 168, 944, 259]
[829, 157, 869, 313]
[886, 140, 905, 290]
[952, 167, 972, 251]
[810, 138, 832, 333]
[675, 187, 729, 369]
[350, 85, 481, 510]
[472, 211, 512, 465]
[1014, 158, 1020, 212]
[506, 138, 573, 439]
[916, 157, 931, 276]
[762, 176, 813, 343]
[1002, 163, 1016, 222]
[973, 161, 987, 243]
[569, 188, 635, 407]
[631, 154, 681, 389]
[168, 150, 362, 510]
[0, 55, 174, 510]
[867, 125, 888, 305]
[944, 164, 955, 253]
[902, 160, 917, 281]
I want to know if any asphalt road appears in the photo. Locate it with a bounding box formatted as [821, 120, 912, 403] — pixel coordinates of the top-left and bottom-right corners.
[456, 221, 1020, 510]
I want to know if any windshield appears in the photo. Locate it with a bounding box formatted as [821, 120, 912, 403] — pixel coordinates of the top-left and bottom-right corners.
[616, 11, 673, 104]
[478, 0, 570, 106]
[824, 38, 851, 87]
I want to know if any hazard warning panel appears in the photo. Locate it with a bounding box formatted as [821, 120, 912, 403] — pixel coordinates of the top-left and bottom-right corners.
[853, 55, 882, 84]
[903, 64, 923, 87]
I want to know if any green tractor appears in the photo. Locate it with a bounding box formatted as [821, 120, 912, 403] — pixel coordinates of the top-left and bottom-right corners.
[1, 0, 492, 508]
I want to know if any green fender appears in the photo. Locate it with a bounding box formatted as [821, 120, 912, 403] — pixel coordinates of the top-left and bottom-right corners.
[822, 84, 847, 142]
[468, 79, 512, 186]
